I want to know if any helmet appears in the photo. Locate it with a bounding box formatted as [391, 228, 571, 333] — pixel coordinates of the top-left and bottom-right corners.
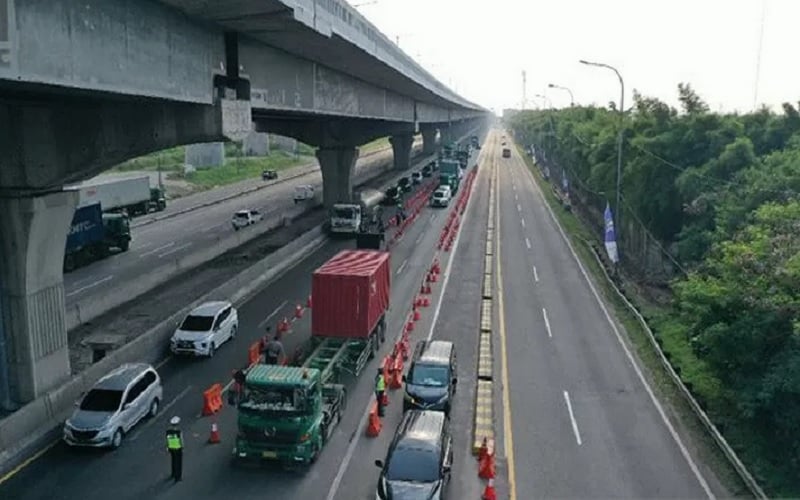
[170, 416, 181, 426]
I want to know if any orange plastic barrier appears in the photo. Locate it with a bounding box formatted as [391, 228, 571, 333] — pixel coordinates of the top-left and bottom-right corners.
[366, 402, 382, 437]
[389, 354, 403, 390]
[247, 341, 261, 366]
[202, 383, 223, 416]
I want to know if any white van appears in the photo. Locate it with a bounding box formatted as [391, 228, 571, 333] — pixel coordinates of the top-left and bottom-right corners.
[293, 184, 315, 204]
[431, 186, 452, 208]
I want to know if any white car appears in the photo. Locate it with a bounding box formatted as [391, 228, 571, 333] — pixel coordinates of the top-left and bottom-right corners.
[170, 301, 238, 357]
[431, 187, 452, 208]
[294, 184, 315, 204]
[232, 209, 262, 230]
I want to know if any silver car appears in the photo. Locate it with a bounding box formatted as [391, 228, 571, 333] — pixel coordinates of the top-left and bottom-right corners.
[63, 363, 163, 449]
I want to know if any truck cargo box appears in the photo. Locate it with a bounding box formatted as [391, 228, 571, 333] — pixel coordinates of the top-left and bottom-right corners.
[68, 176, 151, 212]
[312, 250, 391, 338]
[65, 203, 104, 253]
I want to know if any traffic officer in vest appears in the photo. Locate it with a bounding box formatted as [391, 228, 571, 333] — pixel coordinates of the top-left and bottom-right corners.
[375, 368, 386, 417]
[166, 416, 183, 482]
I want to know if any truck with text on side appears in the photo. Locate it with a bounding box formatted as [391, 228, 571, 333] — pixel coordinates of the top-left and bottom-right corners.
[64, 203, 131, 272]
[67, 175, 166, 217]
[438, 157, 462, 194]
[329, 188, 386, 236]
[233, 249, 391, 468]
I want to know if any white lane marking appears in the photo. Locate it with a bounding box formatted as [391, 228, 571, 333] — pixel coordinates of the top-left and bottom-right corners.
[129, 385, 192, 441]
[258, 300, 288, 329]
[525, 237, 531, 249]
[563, 390, 583, 446]
[521, 218, 526, 228]
[396, 259, 408, 275]
[158, 242, 192, 258]
[513, 183, 516, 191]
[136, 242, 154, 250]
[328, 148, 480, 500]
[429, 213, 436, 222]
[65, 275, 113, 297]
[415, 233, 424, 244]
[139, 242, 174, 258]
[515, 193, 518, 201]
[522, 160, 715, 498]
[542, 308, 552, 338]
[517, 203, 521, 212]
[533, 266, 539, 282]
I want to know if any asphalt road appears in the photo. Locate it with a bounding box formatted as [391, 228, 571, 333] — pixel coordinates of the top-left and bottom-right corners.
[494, 131, 715, 498]
[0, 147, 483, 500]
[63, 144, 422, 309]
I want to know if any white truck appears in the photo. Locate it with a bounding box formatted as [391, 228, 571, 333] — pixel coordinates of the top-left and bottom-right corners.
[329, 188, 385, 235]
[67, 176, 158, 216]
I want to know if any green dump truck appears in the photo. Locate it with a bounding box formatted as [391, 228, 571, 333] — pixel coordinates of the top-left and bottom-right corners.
[233, 249, 391, 467]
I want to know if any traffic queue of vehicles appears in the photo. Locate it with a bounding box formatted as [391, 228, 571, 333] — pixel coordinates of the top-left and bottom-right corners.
[60, 136, 481, 499]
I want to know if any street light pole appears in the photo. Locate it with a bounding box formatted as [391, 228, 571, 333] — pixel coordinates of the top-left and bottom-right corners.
[547, 83, 574, 106]
[579, 59, 624, 234]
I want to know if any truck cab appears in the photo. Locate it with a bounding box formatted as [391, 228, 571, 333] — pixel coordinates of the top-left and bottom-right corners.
[234, 365, 344, 467]
[330, 203, 362, 234]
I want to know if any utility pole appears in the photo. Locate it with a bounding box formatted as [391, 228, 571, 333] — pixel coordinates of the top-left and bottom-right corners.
[521, 70, 527, 110]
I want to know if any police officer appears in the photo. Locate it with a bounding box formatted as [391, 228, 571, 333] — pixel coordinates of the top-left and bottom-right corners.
[375, 368, 386, 417]
[166, 416, 183, 482]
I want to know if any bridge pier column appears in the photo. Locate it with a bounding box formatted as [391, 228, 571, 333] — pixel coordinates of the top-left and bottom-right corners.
[316, 146, 359, 209]
[421, 128, 437, 155]
[389, 133, 414, 171]
[0, 191, 78, 405]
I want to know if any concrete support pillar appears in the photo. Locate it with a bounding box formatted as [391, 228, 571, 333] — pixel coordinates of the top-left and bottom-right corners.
[316, 146, 359, 209]
[389, 133, 413, 171]
[184, 142, 226, 168]
[243, 131, 270, 157]
[0, 191, 78, 404]
[422, 128, 438, 155]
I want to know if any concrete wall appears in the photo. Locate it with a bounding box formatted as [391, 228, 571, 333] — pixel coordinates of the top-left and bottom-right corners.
[243, 132, 270, 157]
[184, 143, 225, 168]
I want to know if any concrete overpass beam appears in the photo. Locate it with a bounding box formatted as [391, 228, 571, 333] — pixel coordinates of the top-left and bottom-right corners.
[316, 146, 359, 208]
[0, 191, 78, 404]
[389, 133, 414, 171]
[421, 128, 438, 155]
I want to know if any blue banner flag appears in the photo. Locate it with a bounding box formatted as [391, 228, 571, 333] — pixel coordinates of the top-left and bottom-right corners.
[604, 202, 619, 264]
[561, 170, 569, 192]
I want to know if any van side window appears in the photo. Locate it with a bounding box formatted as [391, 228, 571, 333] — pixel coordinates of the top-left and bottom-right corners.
[125, 378, 146, 404]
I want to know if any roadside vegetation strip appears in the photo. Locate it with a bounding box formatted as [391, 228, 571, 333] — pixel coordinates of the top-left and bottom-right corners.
[514, 143, 757, 498]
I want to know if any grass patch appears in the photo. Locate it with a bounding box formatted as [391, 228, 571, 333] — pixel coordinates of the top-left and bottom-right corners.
[513, 144, 752, 497]
[176, 151, 313, 189]
[360, 137, 390, 154]
[114, 146, 186, 172]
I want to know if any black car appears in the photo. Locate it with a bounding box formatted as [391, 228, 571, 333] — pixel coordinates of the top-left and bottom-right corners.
[403, 340, 457, 415]
[421, 165, 433, 177]
[411, 171, 423, 185]
[397, 176, 412, 193]
[262, 169, 278, 181]
[384, 186, 401, 205]
[428, 161, 438, 171]
[375, 410, 452, 500]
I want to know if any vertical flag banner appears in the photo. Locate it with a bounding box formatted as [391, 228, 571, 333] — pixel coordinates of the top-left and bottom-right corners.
[561, 169, 569, 192]
[604, 202, 619, 264]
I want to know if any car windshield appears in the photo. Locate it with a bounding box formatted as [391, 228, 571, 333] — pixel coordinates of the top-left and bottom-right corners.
[409, 364, 449, 387]
[239, 385, 309, 415]
[180, 314, 214, 332]
[80, 389, 123, 412]
[333, 207, 357, 218]
[434, 193, 445, 199]
[387, 188, 398, 196]
[234, 212, 249, 219]
[399, 178, 410, 186]
[385, 445, 440, 482]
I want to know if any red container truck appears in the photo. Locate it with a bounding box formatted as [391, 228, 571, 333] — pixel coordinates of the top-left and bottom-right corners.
[312, 249, 391, 338]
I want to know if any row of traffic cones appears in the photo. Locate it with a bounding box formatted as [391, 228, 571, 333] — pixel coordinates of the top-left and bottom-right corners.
[477, 437, 496, 500]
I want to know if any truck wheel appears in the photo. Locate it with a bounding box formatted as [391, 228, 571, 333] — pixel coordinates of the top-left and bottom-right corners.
[379, 320, 386, 344]
[64, 256, 75, 273]
[119, 240, 130, 252]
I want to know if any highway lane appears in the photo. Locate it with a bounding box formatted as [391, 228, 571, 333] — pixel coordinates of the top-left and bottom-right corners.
[495, 132, 714, 498]
[63, 145, 427, 309]
[327, 132, 492, 500]
[0, 151, 470, 500]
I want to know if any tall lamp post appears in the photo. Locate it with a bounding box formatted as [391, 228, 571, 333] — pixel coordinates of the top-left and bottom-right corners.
[547, 83, 574, 106]
[579, 59, 624, 233]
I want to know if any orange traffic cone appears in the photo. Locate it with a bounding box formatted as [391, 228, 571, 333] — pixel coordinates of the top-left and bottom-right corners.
[366, 403, 382, 437]
[413, 309, 421, 321]
[478, 452, 496, 479]
[421, 296, 430, 307]
[382, 392, 389, 407]
[478, 437, 489, 461]
[294, 304, 304, 319]
[306, 295, 312, 308]
[482, 478, 497, 500]
[208, 421, 221, 444]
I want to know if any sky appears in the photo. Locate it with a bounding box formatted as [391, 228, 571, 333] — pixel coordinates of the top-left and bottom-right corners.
[353, 0, 800, 114]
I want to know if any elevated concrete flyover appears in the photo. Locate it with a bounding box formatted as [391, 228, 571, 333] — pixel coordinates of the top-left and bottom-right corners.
[0, 0, 489, 407]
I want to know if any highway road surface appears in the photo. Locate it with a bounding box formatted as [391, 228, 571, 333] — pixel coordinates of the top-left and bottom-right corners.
[63, 145, 422, 313]
[493, 132, 718, 498]
[0, 147, 483, 500]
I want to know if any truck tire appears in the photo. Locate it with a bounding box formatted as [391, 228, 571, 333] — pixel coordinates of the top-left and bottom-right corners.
[379, 319, 386, 344]
[119, 239, 130, 252]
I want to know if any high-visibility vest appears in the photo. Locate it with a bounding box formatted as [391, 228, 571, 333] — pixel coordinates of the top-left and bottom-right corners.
[166, 430, 183, 450]
[375, 374, 385, 392]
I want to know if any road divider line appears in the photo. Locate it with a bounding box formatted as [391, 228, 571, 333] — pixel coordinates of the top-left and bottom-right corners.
[563, 390, 583, 446]
[525, 237, 531, 249]
[396, 259, 408, 276]
[158, 242, 192, 258]
[65, 275, 113, 297]
[542, 308, 552, 338]
[415, 233, 424, 244]
[520, 218, 525, 228]
[533, 266, 539, 282]
[139, 241, 174, 258]
[258, 300, 288, 329]
[516, 203, 521, 212]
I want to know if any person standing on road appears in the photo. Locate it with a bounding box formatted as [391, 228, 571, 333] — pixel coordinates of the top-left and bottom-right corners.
[264, 335, 285, 365]
[375, 368, 386, 417]
[166, 416, 183, 482]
